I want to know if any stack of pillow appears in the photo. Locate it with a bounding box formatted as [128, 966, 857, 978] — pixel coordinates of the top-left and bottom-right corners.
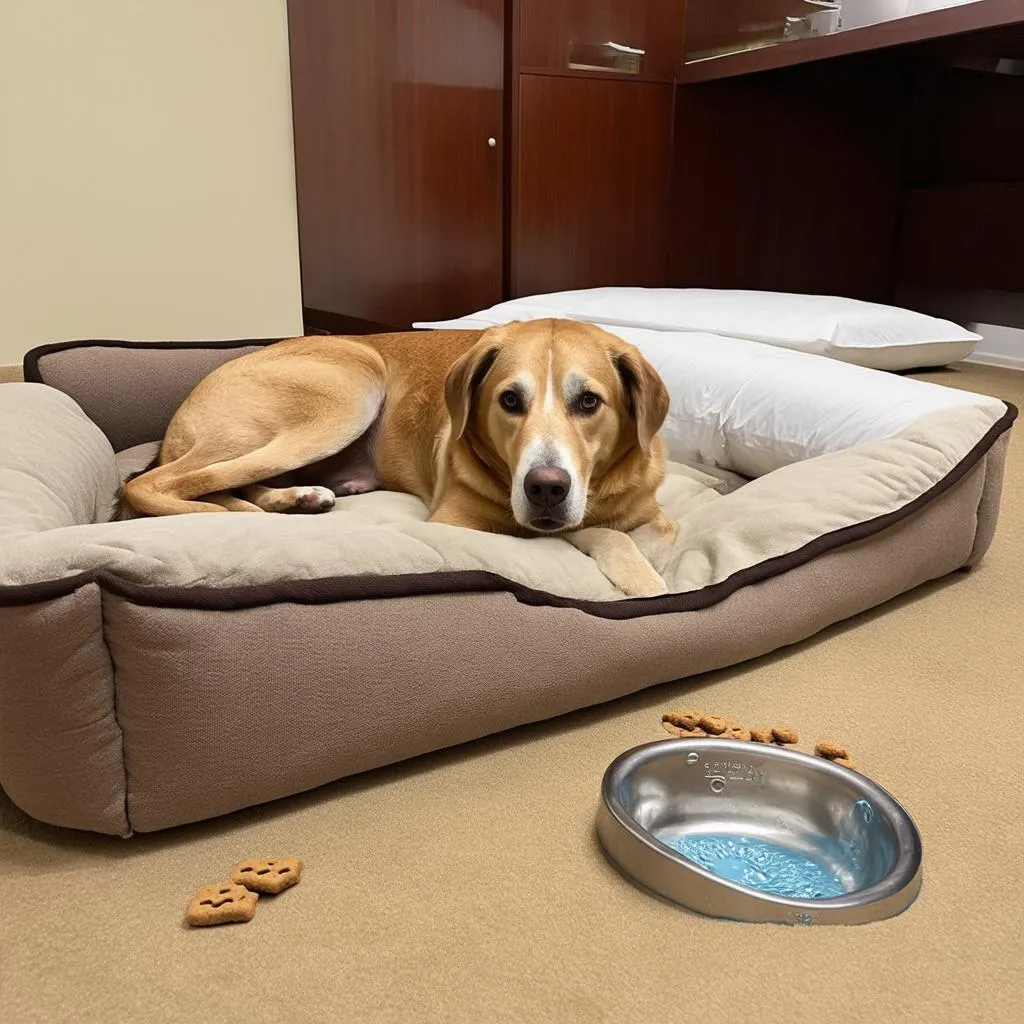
[415, 289, 987, 477]
[414, 287, 980, 372]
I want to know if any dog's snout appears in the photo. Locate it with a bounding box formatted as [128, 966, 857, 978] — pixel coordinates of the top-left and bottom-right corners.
[524, 466, 571, 508]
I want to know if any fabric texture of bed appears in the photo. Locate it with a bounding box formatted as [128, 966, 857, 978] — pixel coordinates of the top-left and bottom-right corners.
[0, 336, 1014, 834]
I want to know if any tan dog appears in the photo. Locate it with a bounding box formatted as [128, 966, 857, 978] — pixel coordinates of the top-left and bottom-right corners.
[123, 319, 677, 596]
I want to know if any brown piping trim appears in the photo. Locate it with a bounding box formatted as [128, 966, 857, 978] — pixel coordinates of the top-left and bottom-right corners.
[0, 404, 1015, 619]
[22, 338, 285, 385]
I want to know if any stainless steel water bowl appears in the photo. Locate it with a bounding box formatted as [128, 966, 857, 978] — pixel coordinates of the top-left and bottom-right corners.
[597, 739, 922, 925]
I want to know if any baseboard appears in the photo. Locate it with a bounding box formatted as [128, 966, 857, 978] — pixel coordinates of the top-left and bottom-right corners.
[0, 364, 24, 383]
[963, 351, 1024, 371]
[962, 322, 1024, 372]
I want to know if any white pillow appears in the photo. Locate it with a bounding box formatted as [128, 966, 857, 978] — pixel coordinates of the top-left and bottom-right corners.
[612, 327, 997, 477]
[414, 319, 1001, 478]
[414, 287, 980, 371]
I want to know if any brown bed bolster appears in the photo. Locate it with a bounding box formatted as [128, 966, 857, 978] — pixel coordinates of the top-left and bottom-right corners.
[22, 336, 283, 384]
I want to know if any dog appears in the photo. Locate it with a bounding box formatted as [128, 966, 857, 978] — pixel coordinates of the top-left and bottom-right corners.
[122, 318, 677, 597]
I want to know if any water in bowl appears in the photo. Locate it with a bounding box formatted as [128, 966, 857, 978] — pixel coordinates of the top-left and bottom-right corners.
[667, 834, 846, 900]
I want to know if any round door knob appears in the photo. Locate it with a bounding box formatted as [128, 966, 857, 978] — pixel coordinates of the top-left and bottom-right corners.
[487, 137, 497, 148]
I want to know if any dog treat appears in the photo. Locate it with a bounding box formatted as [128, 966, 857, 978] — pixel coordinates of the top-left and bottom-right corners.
[186, 884, 258, 927]
[814, 742, 851, 761]
[658, 710, 862, 771]
[722, 725, 753, 742]
[662, 720, 708, 738]
[231, 858, 304, 895]
[699, 714, 729, 735]
[663, 708, 703, 731]
[814, 742, 857, 770]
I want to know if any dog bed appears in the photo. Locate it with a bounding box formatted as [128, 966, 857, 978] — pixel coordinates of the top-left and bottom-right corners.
[0, 335, 1014, 835]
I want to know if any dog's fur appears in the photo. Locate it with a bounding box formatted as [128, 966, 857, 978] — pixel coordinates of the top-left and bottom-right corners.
[122, 319, 677, 596]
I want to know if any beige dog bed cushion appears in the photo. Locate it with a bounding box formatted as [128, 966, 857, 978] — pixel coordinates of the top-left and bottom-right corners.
[0, 337, 1014, 834]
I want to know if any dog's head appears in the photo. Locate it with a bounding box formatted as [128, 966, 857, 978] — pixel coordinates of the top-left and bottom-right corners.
[444, 318, 669, 532]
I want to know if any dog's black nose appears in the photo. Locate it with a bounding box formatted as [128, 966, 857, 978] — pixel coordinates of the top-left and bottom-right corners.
[524, 467, 571, 508]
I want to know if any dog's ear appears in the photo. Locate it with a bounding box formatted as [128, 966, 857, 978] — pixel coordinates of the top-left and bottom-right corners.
[444, 340, 501, 439]
[615, 348, 669, 455]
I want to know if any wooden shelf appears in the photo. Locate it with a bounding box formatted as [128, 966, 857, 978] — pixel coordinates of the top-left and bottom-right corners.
[679, 0, 1024, 83]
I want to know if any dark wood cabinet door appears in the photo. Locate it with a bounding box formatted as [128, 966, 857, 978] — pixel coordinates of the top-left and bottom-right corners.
[288, 0, 505, 328]
[512, 74, 674, 297]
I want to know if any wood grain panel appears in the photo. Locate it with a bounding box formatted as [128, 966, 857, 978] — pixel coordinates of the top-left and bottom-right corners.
[668, 55, 912, 301]
[517, 0, 686, 82]
[288, 0, 504, 328]
[512, 74, 675, 296]
[896, 183, 1024, 292]
[904, 66, 1024, 187]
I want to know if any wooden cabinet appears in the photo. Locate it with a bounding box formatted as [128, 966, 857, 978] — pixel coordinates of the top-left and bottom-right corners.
[288, 0, 681, 328]
[288, 0, 505, 329]
[288, 0, 1024, 328]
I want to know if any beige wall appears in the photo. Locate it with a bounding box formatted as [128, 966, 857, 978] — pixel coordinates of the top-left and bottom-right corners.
[0, 0, 303, 368]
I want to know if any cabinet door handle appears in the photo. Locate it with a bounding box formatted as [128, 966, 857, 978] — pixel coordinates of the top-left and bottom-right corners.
[487, 137, 497, 148]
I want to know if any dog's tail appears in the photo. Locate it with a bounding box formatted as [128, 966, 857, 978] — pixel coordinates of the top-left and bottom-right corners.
[110, 452, 161, 521]
[119, 446, 249, 516]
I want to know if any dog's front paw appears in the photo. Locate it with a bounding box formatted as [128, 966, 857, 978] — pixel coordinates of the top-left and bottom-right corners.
[613, 563, 669, 599]
[565, 527, 670, 599]
[629, 516, 678, 576]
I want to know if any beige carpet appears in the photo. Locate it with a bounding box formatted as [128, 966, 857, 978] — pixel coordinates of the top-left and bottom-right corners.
[2, 362, 1021, 1024]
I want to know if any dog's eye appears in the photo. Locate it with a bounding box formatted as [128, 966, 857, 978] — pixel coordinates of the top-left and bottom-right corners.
[499, 390, 522, 412]
[577, 392, 601, 413]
